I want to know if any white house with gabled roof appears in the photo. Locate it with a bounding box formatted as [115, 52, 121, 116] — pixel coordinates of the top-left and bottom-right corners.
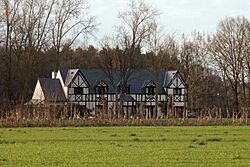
[31, 68, 188, 118]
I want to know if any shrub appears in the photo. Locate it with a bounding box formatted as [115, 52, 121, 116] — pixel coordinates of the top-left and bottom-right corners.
[207, 137, 223, 142]
[111, 134, 117, 137]
[0, 140, 16, 145]
[233, 154, 242, 160]
[192, 139, 198, 142]
[133, 138, 140, 142]
[197, 141, 206, 145]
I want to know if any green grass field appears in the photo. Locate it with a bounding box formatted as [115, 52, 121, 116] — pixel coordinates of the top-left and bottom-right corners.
[0, 126, 249, 167]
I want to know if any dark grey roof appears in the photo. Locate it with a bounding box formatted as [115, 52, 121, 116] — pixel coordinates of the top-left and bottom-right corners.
[141, 80, 151, 88]
[163, 70, 177, 87]
[80, 69, 119, 93]
[122, 95, 136, 106]
[65, 69, 79, 86]
[59, 69, 68, 83]
[58, 69, 179, 94]
[124, 95, 136, 102]
[118, 95, 136, 102]
[127, 70, 167, 94]
[39, 78, 66, 102]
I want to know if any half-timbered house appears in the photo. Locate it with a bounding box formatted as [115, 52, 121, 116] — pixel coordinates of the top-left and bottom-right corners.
[31, 69, 188, 118]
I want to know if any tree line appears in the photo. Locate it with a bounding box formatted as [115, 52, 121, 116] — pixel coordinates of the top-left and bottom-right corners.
[0, 0, 250, 117]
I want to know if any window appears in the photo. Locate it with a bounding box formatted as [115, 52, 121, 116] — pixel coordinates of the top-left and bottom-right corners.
[74, 87, 83, 95]
[146, 86, 155, 95]
[173, 88, 182, 95]
[95, 86, 107, 94]
[125, 86, 130, 94]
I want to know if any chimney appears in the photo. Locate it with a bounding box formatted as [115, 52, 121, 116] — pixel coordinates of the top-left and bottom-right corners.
[52, 71, 57, 79]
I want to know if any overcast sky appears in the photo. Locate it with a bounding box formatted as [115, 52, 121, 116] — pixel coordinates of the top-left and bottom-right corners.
[88, 0, 250, 46]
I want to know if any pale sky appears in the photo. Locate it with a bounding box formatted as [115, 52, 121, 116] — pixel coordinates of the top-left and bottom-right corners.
[88, 0, 250, 46]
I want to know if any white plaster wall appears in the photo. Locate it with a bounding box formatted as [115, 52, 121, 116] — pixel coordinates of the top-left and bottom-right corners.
[168, 89, 173, 95]
[32, 81, 45, 101]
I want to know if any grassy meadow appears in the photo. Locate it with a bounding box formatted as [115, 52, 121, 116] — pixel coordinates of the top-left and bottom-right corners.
[0, 126, 249, 167]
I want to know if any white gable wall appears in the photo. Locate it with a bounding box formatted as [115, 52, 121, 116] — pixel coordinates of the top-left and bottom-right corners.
[169, 73, 186, 89]
[166, 72, 187, 107]
[168, 73, 186, 95]
[32, 81, 45, 102]
[70, 74, 89, 93]
[68, 71, 89, 102]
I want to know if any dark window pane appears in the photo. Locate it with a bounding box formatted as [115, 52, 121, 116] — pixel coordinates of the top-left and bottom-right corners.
[126, 86, 130, 94]
[95, 86, 107, 94]
[147, 86, 155, 95]
[74, 87, 83, 95]
[173, 88, 182, 95]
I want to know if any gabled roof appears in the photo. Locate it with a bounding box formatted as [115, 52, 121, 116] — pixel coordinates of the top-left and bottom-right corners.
[118, 95, 136, 102]
[142, 80, 151, 88]
[127, 70, 167, 94]
[93, 80, 108, 87]
[80, 69, 119, 93]
[163, 70, 177, 88]
[58, 69, 68, 83]
[39, 78, 66, 102]
[141, 80, 156, 88]
[65, 69, 79, 86]
[164, 71, 187, 88]
[56, 69, 181, 94]
[124, 95, 136, 102]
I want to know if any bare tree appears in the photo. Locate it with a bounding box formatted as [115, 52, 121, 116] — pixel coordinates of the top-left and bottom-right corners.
[98, 0, 159, 118]
[51, 0, 97, 68]
[207, 17, 250, 114]
[147, 23, 163, 118]
[0, 0, 21, 100]
[179, 32, 208, 111]
[146, 23, 180, 118]
[116, 0, 159, 117]
[98, 37, 119, 118]
[0, 0, 97, 101]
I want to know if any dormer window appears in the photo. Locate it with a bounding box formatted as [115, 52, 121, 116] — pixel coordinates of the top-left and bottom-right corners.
[95, 86, 107, 94]
[143, 80, 156, 95]
[146, 86, 155, 95]
[94, 81, 108, 94]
